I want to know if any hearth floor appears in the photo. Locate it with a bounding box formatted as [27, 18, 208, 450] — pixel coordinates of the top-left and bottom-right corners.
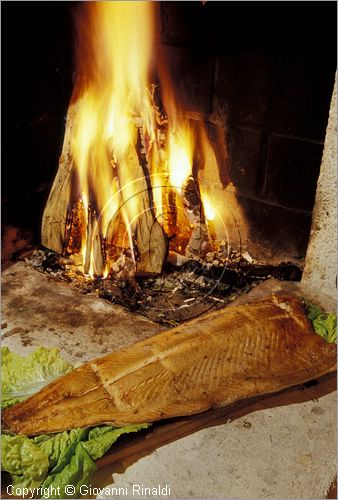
[1, 262, 336, 499]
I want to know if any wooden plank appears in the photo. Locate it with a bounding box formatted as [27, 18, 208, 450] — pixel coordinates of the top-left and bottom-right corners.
[96, 372, 336, 470]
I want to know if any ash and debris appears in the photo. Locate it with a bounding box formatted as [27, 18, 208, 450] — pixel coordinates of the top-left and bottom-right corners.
[23, 248, 302, 326]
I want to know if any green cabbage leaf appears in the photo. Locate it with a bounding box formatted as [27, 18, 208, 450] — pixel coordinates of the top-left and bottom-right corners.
[1, 346, 73, 409]
[1, 346, 149, 498]
[305, 302, 337, 344]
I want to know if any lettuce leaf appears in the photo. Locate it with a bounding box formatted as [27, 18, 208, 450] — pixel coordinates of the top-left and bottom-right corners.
[33, 429, 89, 470]
[305, 302, 337, 344]
[2, 424, 149, 499]
[1, 434, 49, 494]
[1, 346, 73, 409]
[83, 423, 149, 461]
[40, 442, 96, 499]
[1, 346, 149, 499]
[38, 424, 149, 499]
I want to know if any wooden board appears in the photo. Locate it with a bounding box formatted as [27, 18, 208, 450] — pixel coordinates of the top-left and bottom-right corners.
[95, 372, 336, 470]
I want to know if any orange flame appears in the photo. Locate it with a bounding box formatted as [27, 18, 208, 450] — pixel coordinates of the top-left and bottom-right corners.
[67, 1, 221, 276]
[71, 2, 156, 276]
[168, 123, 194, 191]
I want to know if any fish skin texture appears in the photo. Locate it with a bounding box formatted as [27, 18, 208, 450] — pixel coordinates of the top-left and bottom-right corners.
[2, 295, 336, 436]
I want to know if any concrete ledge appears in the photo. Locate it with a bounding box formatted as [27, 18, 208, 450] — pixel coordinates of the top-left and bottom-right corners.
[1, 262, 163, 363]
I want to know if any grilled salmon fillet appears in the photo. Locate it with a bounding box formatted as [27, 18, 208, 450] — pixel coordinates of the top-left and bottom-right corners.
[3, 295, 336, 436]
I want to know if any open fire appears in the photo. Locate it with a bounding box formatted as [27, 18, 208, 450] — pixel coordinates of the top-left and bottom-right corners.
[42, 2, 228, 279]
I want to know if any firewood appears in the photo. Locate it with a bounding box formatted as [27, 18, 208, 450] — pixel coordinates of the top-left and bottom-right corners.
[41, 102, 78, 255]
[148, 84, 175, 236]
[41, 93, 168, 277]
[167, 250, 191, 266]
[185, 222, 208, 257]
[123, 136, 168, 277]
[184, 176, 208, 257]
[84, 209, 105, 277]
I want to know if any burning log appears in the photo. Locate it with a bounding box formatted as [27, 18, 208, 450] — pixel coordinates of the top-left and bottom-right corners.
[84, 207, 105, 276]
[128, 122, 168, 276]
[41, 4, 220, 278]
[41, 97, 106, 276]
[135, 200, 168, 276]
[41, 95, 168, 278]
[125, 126, 168, 277]
[41, 102, 78, 255]
[183, 176, 208, 258]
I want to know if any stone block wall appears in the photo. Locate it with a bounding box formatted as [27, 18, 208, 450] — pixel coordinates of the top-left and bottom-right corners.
[157, 1, 337, 263]
[302, 76, 337, 299]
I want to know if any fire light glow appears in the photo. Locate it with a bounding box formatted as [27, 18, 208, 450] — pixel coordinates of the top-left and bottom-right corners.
[202, 193, 216, 222]
[65, 1, 220, 277]
[168, 127, 194, 191]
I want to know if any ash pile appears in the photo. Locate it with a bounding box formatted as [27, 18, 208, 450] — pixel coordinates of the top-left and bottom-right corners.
[24, 247, 301, 326]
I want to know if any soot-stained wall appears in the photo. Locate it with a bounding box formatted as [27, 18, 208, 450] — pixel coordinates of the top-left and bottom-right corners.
[158, 2, 336, 261]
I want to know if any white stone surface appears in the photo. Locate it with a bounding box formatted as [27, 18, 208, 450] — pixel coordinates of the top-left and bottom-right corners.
[302, 76, 337, 300]
[1, 262, 163, 363]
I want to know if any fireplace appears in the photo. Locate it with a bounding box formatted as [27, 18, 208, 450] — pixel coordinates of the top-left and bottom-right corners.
[3, 2, 335, 324]
[2, 2, 336, 309]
